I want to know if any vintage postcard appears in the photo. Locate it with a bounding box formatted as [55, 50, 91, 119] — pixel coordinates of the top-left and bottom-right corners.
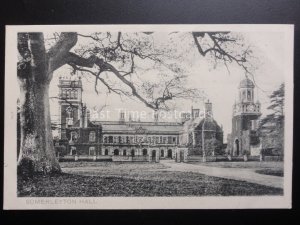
[4, 25, 293, 209]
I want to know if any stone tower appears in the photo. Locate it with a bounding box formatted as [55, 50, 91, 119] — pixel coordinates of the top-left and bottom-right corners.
[230, 78, 261, 156]
[58, 76, 83, 139]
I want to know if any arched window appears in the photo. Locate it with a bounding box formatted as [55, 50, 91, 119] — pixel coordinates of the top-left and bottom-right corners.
[247, 90, 251, 101]
[242, 90, 246, 101]
[114, 149, 119, 155]
[161, 150, 164, 157]
[89, 131, 96, 142]
[105, 149, 109, 155]
[142, 149, 148, 156]
[123, 149, 127, 156]
[71, 131, 78, 142]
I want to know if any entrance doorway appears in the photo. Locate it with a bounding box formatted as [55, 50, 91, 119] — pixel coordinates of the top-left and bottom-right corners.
[235, 139, 240, 156]
[71, 147, 77, 155]
[114, 149, 119, 155]
[142, 148, 148, 156]
[167, 149, 172, 158]
[180, 151, 184, 162]
[152, 150, 156, 161]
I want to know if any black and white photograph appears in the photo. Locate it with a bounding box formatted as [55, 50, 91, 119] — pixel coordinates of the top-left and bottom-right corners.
[3, 25, 293, 209]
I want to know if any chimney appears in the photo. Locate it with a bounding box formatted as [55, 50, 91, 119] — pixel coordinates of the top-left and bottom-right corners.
[205, 100, 213, 118]
[192, 108, 200, 118]
[181, 112, 191, 123]
[80, 103, 87, 128]
[119, 110, 125, 123]
[85, 109, 90, 127]
[154, 110, 159, 123]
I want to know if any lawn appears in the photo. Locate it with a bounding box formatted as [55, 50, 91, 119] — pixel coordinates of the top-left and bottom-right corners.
[189, 161, 283, 169]
[17, 162, 283, 197]
[255, 168, 284, 177]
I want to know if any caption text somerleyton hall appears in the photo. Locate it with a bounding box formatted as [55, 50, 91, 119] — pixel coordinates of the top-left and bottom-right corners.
[26, 199, 98, 205]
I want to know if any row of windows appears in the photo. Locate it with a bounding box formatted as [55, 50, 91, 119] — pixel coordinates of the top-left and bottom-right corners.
[61, 89, 79, 99]
[104, 148, 173, 157]
[71, 132, 178, 144]
[70, 146, 173, 157]
[103, 135, 177, 144]
[71, 131, 96, 142]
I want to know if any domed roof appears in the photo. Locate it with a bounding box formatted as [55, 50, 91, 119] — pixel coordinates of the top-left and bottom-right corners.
[239, 78, 255, 88]
[195, 118, 222, 131]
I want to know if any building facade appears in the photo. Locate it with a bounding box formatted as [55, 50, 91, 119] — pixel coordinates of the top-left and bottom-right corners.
[227, 78, 262, 156]
[56, 76, 224, 161]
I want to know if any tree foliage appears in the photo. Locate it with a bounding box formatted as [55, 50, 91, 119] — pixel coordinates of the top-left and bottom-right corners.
[259, 83, 285, 155]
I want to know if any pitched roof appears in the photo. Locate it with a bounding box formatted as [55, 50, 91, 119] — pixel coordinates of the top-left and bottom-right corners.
[91, 121, 183, 134]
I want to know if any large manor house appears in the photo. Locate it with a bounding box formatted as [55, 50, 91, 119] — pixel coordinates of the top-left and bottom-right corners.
[55, 75, 262, 162]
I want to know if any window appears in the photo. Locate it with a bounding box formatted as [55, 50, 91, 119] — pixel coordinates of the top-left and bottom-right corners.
[126, 136, 129, 143]
[130, 136, 134, 143]
[74, 90, 78, 99]
[66, 89, 70, 98]
[168, 136, 172, 144]
[113, 136, 118, 143]
[89, 147, 95, 156]
[131, 149, 135, 156]
[71, 131, 78, 142]
[161, 150, 164, 157]
[173, 137, 176, 143]
[62, 89, 67, 98]
[242, 90, 246, 101]
[108, 136, 113, 143]
[163, 137, 167, 144]
[118, 136, 122, 143]
[70, 146, 76, 155]
[89, 131, 96, 142]
[104, 136, 108, 143]
[105, 149, 109, 155]
[123, 149, 127, 156]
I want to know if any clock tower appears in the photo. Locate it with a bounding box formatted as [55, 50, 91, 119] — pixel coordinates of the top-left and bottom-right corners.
[229, 78, 261, 156]
[58, 76, 83, 139]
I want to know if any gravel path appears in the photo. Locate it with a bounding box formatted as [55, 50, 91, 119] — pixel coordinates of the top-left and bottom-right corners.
[159, 160, 283, 189]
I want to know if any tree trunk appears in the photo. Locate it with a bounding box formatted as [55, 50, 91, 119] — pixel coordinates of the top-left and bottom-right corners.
[17, 75, 61, 176]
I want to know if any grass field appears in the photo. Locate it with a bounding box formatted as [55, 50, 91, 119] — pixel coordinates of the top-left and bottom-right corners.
[17, 161, 283, 197]
[255, 168, 284, 177]
[188, 161, 284, 177]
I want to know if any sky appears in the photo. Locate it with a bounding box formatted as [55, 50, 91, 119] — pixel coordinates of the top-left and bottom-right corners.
[48, 31, 285, 140]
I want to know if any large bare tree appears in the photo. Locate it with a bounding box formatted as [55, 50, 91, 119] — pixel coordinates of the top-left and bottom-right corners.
[17, 31, 252, 175]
